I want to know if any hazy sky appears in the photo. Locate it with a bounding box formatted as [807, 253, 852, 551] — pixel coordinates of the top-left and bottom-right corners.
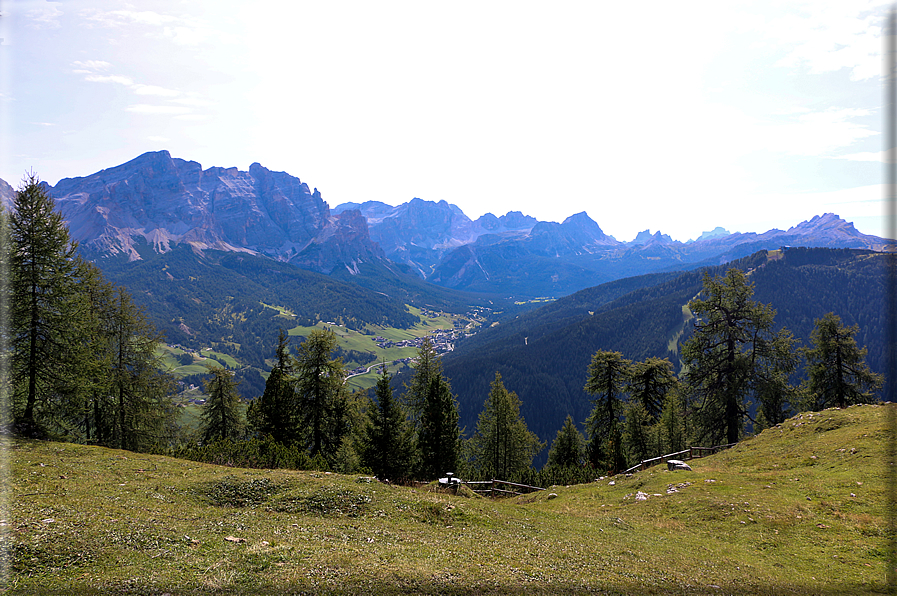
[1, 1, 889, 242]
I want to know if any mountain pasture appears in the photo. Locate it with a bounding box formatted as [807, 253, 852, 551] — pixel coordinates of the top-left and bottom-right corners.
[7, 405, 889, 595]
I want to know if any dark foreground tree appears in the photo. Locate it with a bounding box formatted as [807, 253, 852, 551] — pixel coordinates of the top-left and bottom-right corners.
[802, 312, 883, 410]
[682, 269, 795, 445]
[293, 329, 350, 459]
[584, 350, 630, 474]
[546, 415, 586, 469]
[361, 367, 414, 481]
[466, 372, 543, 479]
[248, 330, 297, 444]
[200, 366, 245, 443]
[417, 372, 461, 479]
[9, 174, 79, 437]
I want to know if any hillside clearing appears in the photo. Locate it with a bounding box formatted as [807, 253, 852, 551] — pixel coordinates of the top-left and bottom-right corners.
[6, 405, 892, 595]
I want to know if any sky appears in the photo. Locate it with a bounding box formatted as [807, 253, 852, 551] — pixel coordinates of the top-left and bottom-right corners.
[0, 1, 891, 242]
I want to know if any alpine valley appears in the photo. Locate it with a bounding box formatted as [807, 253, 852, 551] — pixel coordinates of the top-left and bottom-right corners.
[7, 150, 890, 458]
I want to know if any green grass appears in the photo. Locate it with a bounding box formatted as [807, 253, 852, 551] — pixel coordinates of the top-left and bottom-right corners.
[5, 404, 892, 594]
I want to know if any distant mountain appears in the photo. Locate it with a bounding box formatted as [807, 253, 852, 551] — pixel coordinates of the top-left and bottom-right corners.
[438, 247, 888, 466]
[0, 177, 14, 211]
[424, 212, 886, 297]
[8, 151, 887, 302]
[41, 150, 385, 276]
[695, 226, 729, 242]
[333, 199, 536, 276]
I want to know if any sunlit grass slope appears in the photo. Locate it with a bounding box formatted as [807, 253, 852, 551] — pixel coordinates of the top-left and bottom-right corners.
[7, 405, 892, 595]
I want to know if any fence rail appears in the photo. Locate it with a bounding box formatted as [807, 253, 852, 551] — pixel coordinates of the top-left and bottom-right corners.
[622, 442, 738, 475]
[462, 478, 545, 498]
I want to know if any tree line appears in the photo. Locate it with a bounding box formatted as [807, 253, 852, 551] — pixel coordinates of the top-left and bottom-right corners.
[5, 176, 884, 486]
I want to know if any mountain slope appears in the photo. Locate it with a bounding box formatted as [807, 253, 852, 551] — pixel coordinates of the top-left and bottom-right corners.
[440, 248, 888, 457]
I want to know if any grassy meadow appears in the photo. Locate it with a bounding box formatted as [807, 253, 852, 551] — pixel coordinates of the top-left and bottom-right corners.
[5, 404, 892, 595]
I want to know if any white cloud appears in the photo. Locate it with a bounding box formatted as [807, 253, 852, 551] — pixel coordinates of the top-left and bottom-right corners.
[162, 26, 209, 46]
[169, 96, 212, 107]
[147, 136, 170, 143]
[72, 60, 112, 71]
[126, 104, 192, 115]
[84, 74, 134, 86]
[26, 5, 63, 29]
[174, 114, 211, 121]
[837, 149, 897, 163]
[132, 85, 181, 97]
[764, 1, 890, 81]
[83, 10, 178, 28]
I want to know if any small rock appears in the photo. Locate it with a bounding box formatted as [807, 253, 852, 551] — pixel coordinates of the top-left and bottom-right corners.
[547, 493, 558, 500]
[225, 536, 246, 543]
[635, 491, 649, 501]
[667, 460, 692, 472]
[850, 493, 857, 497]
[608, 480, 615, 486]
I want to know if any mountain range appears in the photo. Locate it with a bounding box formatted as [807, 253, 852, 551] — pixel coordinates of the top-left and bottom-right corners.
[4, 150, 887, 299]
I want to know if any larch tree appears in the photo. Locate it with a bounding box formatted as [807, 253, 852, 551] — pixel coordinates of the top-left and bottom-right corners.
[361, 366, 414, 482]
[200, 366, 245, 444]
[417, 372, 461, 479]
[9, 174, 80, 437]
[546, 414, 586, 469]
[293, 329, 349, 458]
[584, 350, 630, 474]
[626, 357, 678, 421]
[802, 312, 883, 410]
[681, 269, 795, 445]
[466, 372, 543, 480]
[248, 329, 298, 444]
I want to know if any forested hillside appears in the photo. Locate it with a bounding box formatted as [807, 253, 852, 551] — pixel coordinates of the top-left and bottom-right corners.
[441, 248, 887, 464]
[92, 244, 421, 367]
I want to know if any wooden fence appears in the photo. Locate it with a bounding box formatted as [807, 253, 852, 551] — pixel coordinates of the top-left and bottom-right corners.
[463, 479, 545, 498]
[622, 442, 738, 475]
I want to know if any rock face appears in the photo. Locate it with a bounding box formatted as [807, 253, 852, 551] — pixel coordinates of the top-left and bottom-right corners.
[43, 151, 383, 274]
[334, 198, 537, 276]
[0, 177, 14, 211]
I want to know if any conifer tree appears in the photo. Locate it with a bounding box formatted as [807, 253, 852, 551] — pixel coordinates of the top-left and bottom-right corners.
[200, 366, 244, 443]
[293, 329, 348, 458]
[802, 312, 882, 410]
[362, 366, 414, 481]
[622, 401, 655, 466]
[248, 329, 297, 444]
[403, 337, 441, 425]
[466, 372, 543, 479]
[417, 372, 461, 479]
[626, 357, 678, 421]
[682, 269, 795, 445]
[10, 174, 80, 437]
[546, 414, 586, 469]
[659, 390, 687, 454]
[584, 350, 630, 474]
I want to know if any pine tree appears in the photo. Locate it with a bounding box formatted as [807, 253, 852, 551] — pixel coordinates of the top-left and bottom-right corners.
[362, 366, 414, 481]
[248, 329, 297, 444]
[546, 415, 586, 469]
[107, 286, 175, 451]
[802, 312, 883, 410]
[403, 337, 441, 425]
[583, 350, 630, 474]
[626, 357, 678, 421]
[659, 389, 686, 454]
[10, 174, 80, 437]
[466, 372, 544, 480]
[622, 401, 655, 466]
[417, 372, 461, 479]
[200, 366, 245, 443]
[293, 329, 348, 458]
[681, 269, 795, 445]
